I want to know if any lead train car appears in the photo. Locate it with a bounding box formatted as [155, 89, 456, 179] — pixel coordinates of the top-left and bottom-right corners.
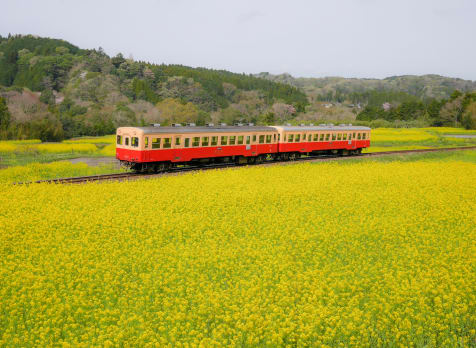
[116, 125, 371, 172]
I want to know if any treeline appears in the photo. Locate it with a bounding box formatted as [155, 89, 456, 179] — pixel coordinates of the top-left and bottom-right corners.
[0, 34, 309, 140]
[356, 90, 476, 129]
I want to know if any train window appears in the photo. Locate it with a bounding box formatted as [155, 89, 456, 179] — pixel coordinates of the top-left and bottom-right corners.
[332, 134, 336, 141]
[193, 137, 200, 147]
[348, 133, 352, 140]
[266, 135, 272, 143]
[278, 134, 281, 141]
[238, 136, 244, 144]
[229, 136, 236, 145]
[302, 134, 306, 141]
[343, 134, 347, 140]
[211, 136, 218, 146]
[273, 134, 276, 142]
[296, 134, 301, 142]
[246, 136, 251, 145]
[163, 138, 171, 148]
[221, 136, 228, 145]
[152, 138, 160, 149]
[131, 137, 139, 147]
[288, 134, 294, 142]
[145, 137, 149, 148]
[326, 134, 330, 141]
[337, 134, 342, 140]
[252, 135, 257, 142]
[175, 137, 181, 146]
[319, 134, 324, 141]
[259, 135, 265, 144]
[202, 137, 209, 146]
[313, 134, 318, 141]
[357, 133, 361, 140]
[363, 133, 367, 140]
[125, 137, 129, 146]
[353, 132, 356, 139]
[117, 135, 122, 145]
[184, 138, 190, 148]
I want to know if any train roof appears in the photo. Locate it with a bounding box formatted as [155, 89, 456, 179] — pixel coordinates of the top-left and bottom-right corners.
[272, 125, 371, 131]
[117, 125, 371, 135]
[120, 126, 277, 134]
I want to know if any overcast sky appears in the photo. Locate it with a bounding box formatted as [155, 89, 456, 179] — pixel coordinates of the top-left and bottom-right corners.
[2, 0, 475, 80]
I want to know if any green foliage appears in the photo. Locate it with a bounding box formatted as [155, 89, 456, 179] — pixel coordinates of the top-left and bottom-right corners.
[0, 34, 80, 88]
[29, 117, 64, 142]
[39, 89, 55, 106]
[356, 91, 476, 127]
[131, 78, 159, 104]
[461, 101, 476, 129]
[151, 65, 308, 110]
[0, 96, 11, 130]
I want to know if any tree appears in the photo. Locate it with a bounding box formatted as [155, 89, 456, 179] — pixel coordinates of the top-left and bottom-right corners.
[39, 89, 55, 106]
[450, 89, 463, 100]
[155, 98, 200, 125]
[111, 53, 126, 68]
[439, 98, 463, 127]
[0, 96, 11, 130]
[462, 101, 476, 129]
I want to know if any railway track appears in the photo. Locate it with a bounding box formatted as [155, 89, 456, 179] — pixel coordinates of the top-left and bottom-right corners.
[15, 146, 476, 185]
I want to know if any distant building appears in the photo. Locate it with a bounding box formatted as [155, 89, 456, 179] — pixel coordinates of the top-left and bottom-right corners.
[382, 102, 391, 111]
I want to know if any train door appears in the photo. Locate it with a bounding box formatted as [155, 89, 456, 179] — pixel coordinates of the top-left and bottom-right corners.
[173, 135, 182, 161]
[250, 134, 259, 156]
[144, 136, 150, 161]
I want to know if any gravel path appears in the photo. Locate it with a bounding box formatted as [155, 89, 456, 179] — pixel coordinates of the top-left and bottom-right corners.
[68, 157, 121, 169]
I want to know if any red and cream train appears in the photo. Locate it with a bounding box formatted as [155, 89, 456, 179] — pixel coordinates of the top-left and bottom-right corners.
[116, 124, 371, 172]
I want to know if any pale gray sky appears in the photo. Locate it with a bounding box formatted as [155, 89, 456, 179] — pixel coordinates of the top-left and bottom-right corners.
[2, 0, 475, 80]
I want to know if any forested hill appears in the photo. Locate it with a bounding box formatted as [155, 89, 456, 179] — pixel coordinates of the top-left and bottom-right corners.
[0, 34, 475, 141]
[0, 34, 307, 140]
[255, 72, 476, 102]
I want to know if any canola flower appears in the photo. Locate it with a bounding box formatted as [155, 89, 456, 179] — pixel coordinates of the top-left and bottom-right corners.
[0, 141, 97, 154]
[0, 161, 122, 184]
[62, 135, 116, 144]
[370, 128, 438, 142]
[98, 143, 116, 156]
[0, 154, 475, 347]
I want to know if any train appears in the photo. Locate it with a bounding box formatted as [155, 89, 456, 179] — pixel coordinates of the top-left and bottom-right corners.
[115, 123, 371, 172]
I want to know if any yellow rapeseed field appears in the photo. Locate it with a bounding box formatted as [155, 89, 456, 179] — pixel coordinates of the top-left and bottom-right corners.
[0, 161, 122, 184]
[0, 153, 475, 347]
[370, 128, 438, 142]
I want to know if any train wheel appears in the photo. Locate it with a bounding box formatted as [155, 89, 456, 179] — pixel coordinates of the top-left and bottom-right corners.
[247, 156, 256, 165]
[255, 155, 263, 164]
[289, 153, 297, 161]
[280, 153, 290, 161]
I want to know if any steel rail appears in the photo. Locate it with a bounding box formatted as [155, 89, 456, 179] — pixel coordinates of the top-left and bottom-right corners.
[14, 146, 476, 185]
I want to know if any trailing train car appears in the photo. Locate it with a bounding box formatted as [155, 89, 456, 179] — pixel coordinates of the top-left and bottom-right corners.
[273, 125, 371, 159]
[116, 124, 371, 172]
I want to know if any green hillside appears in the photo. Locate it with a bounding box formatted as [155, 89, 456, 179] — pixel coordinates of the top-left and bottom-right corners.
[0, 34, 475, 141]
[255, 72, 476, 101]
[255, 73, 476, 129]
[0, 34, 307, 140]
